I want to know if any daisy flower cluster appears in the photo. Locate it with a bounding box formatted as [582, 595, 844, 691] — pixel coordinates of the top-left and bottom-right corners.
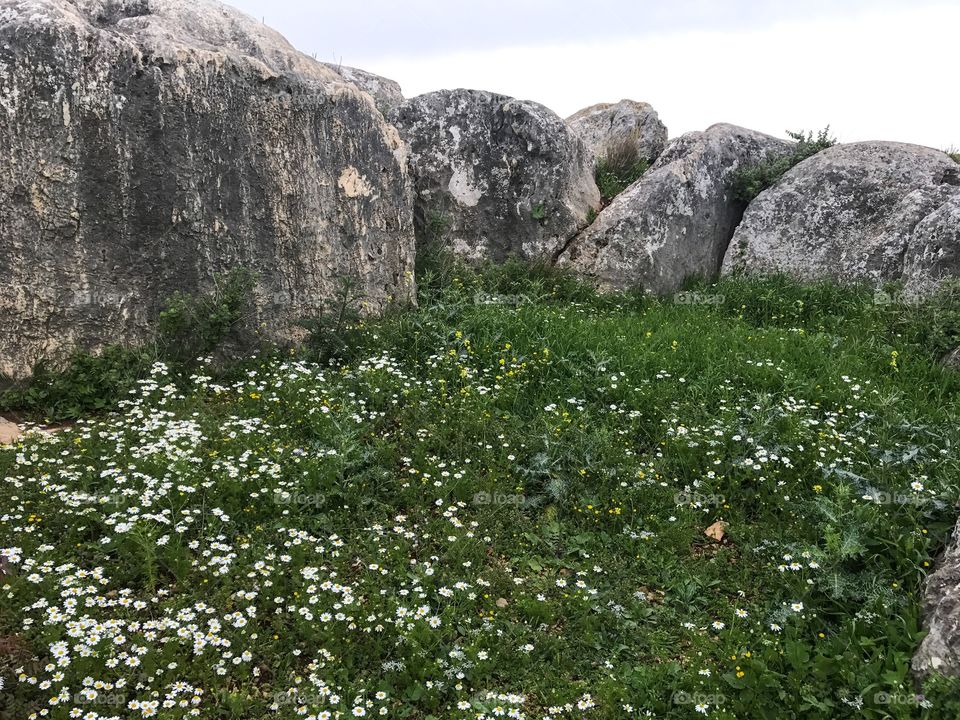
[2, 301, 959, 720]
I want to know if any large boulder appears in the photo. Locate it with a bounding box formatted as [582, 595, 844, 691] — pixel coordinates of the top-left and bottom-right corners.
[722, 142, 960, 295]
[389, 89, 601, 263]
[566, 99, 668, 165]
[323, 63, 404, 115]
[0, 0, 416, 379]
[558, 123, 793, 294]
[913, 518, 960, 678]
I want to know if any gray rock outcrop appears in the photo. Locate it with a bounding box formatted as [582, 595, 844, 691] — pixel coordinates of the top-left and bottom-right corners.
[324, 63, 404, 115]
[0, 0, 416, 379]
[558, 123, 793, 294]
[389, 89, 601, 262]
[722, 142, 960, 296]
[913, 518, 960, 677]
[566, 99, 668, 165]
[942, 348, 960, 371]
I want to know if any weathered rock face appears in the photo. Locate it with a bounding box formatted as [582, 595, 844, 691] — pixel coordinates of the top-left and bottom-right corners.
[722, 142, 960, 295]
[0, 0, 415, 379]
[913, 518, 960, 678]
[558, 123, 793, 294]
[323, 63, 404, 115]
[942, 347, 960, 371]
[566, 99, 668, 165]
[389, 89, 601, 263]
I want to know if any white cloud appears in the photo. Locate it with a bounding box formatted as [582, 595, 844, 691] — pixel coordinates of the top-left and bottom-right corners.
[355, 3, 959, 149]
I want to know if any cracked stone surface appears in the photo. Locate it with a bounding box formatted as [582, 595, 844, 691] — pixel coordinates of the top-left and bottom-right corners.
[0, 0, 416, 379]
[722, 142, 960, 297]
[566, 99, 668, 165]
[389, 88, 601, 263]
[558, 123, 793, 294]
[913, 518, 960, 678]
[324, 63, 404, 115]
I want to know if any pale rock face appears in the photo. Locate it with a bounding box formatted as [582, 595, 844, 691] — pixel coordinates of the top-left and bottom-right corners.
[389, 89, 601, 263]
[0, 418, 21, 445]
[913, 519, 960, 678]
[0, 0, 416, 379]
[566, 99, 668, 165]
[722, 142, 960, 296]
[323, 63, 405, 115]
[558, 123, 793, 294]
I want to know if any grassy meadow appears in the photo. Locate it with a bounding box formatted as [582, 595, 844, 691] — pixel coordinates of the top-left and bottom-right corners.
[2, 259, 960, 719]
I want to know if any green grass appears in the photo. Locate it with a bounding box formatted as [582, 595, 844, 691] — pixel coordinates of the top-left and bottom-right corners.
[2, 259, 960, 719]
[594, 138, 650, 204]
[731, 128, 836, 204]
[0, 269, 259, 422]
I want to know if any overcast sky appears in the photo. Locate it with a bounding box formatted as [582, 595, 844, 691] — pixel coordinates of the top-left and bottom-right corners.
[229, 0, 958, 150]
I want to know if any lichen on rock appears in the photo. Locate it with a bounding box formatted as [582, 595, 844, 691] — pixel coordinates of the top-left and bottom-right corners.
[558, 123, 793, 294]
[389, 88, 601, 263]
[722, 141, 960, 297]
[0, 0, 416, 378]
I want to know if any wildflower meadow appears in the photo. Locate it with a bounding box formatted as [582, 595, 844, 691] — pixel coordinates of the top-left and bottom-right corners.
[3, 262, 960, 719]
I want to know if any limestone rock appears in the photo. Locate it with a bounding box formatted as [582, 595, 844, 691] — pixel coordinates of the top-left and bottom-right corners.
[558, 123, 793, 294]
[913, 518, 960, 677]
[566, 99, 668, 165]
[0, 418, 21, 445]
[389, 89, 601, 262]
[324, 63, 404, 115]
[0, 0, 416, 379]
[942, 348, 960, 370]
[722, 142, 960, 295]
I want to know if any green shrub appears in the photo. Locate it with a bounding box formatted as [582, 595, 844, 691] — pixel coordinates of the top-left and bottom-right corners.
[158, 268, 258, 366]
[1, 269, 259, 421]
[595, 137, 649, 203]
[732, 127, 836, 203]
[885, 279, 960, 359]
[0, 346, 154, 421]
[298, 278, 366, 363]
